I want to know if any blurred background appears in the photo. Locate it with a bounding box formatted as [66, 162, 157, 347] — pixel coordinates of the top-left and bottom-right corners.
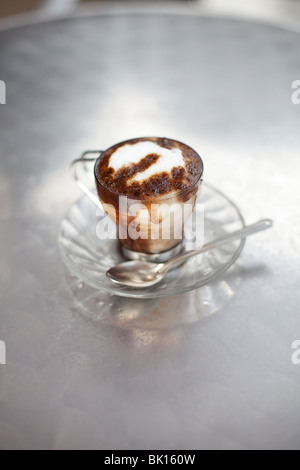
[1, 0, 300, 26]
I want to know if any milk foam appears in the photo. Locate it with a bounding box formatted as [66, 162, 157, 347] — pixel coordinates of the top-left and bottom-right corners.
[108, 141, 185, 183]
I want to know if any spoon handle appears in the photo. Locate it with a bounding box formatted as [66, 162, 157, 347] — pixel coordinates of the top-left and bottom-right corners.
[160, 219, 273, 274]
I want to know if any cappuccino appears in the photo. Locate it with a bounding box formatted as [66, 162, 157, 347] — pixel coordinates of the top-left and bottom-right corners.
[94, 137, 203, 258]
[96, 137, 202, 200]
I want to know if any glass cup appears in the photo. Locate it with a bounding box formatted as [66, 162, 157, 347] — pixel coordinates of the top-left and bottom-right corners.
[71, 138, 203, 262]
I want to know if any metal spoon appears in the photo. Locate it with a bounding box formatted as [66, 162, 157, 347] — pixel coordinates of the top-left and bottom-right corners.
[106, 219, 273, 288]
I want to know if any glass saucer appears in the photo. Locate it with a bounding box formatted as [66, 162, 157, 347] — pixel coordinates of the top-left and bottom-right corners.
[58, 183, 245, 299]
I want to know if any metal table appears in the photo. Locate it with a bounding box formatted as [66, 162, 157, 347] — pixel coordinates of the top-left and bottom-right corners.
[0, 7, 300, 450]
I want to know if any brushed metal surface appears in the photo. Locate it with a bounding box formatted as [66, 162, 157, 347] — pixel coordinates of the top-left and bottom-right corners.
[0, 11, 300, 450]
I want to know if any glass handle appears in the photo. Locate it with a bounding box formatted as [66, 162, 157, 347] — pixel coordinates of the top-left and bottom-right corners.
[71, 150, 104, 209]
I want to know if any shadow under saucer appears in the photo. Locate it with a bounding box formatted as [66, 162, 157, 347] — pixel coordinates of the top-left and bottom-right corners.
[59, 261, 256, 331]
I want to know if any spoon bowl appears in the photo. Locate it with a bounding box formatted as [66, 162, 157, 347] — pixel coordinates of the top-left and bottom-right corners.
[107, 261, 165, 288]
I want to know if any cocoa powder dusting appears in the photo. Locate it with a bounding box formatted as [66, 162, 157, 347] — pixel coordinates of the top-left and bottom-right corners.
[95, 137, 203, 199]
